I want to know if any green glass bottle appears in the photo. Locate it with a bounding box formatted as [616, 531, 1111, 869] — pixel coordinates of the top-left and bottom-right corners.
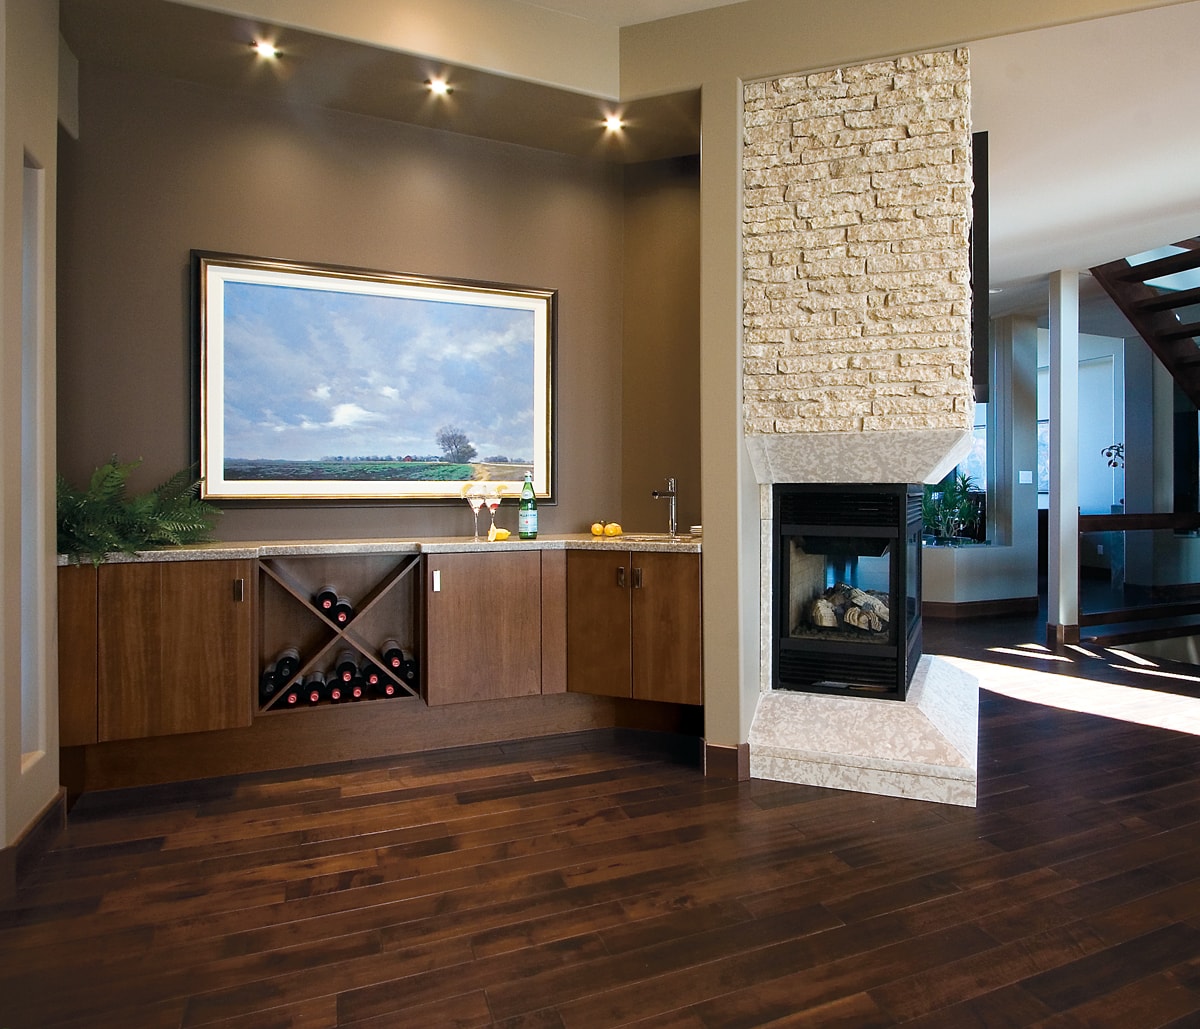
[518, 472, 538, 539]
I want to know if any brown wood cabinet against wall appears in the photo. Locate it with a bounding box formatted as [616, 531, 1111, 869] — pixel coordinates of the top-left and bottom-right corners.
[422, 550, 544, 705]
[58, 564, 99, 746]
[566, 550, 702, 705]
[97, 560, 255, 740]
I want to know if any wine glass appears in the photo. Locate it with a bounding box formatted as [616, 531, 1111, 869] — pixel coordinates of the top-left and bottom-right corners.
[463, 484, 487, 541]
[483, 485, 503, 537]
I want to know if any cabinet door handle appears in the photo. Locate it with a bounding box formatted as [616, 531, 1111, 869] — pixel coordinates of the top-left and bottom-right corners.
[632, 567, 643, 589]
[616, 566, 626, 588]
[233, 578, 245, 602]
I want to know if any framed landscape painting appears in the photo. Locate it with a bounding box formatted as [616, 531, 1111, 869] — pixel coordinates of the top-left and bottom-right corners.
[194, 252, 555, 502]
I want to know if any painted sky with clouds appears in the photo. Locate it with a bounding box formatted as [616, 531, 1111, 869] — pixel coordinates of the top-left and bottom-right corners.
[222, 281, 536, 461]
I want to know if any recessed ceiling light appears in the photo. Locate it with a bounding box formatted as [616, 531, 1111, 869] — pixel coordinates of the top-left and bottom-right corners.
[251, 40, 279, 59]
[426, 77, 452, 96]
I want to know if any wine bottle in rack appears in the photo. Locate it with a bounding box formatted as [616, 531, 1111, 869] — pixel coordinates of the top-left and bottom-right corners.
[372, 678, 397, 699]
[381, 639, 405, 671]
[259, 669, 281, 706]
[328, 679, 345, 703]
[332, 595, 355, 625]
[335, 648, 359, 682]
[283, 684, 302, 707]
[273, 646, 301, 682]
[399, 657, 419, 688]
[314, 584, 338, 613]
[360, 662, 383, 688]
[303, 671, 327, 705]
[347, 677, 365, 701]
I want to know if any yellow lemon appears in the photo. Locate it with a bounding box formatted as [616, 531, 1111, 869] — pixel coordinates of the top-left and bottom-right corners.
[603, 522, 622, 536]
[493, 527, 510, 541]
[591, 522, 605, 536]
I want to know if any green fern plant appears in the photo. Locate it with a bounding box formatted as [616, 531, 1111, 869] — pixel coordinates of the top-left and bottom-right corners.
[57, 457, 222, 565]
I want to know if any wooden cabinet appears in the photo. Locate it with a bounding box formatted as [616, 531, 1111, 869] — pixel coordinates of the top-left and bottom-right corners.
[423, 550, 543, 705]
[58, 564, 99, 746]
[566, 549, 702, 705]
[56, 544, 688, 754]
[98, 560, 254, 741]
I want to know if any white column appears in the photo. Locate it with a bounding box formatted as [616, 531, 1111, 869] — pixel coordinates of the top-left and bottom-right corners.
[1048, 270, 1080, 642]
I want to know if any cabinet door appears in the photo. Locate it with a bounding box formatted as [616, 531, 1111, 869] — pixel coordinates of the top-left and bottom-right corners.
[423, 551, 542, 705]
[58, 564, 99, 746]
[565, 549, 632, 698]
[99, 560, 254, 740]
[632, 552, 702, 705]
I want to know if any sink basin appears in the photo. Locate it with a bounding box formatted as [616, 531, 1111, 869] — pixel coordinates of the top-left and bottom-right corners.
[614, 533, 695, 543]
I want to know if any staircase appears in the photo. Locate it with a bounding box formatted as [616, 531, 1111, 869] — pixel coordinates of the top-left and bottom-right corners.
[1091, 237, 1200, 407]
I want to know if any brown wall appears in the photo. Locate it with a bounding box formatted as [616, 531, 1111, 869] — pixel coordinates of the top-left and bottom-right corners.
[621, 156, 701, 534]
[57, 65, 673, 542]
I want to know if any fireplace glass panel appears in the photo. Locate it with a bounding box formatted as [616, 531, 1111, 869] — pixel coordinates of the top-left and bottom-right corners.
[787, 535, 894, 645]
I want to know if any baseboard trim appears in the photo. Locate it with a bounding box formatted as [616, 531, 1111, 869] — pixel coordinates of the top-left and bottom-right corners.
[704, 741, 750, 781]
[923, 596, 1039, 620]
[0, 788, 67, 907]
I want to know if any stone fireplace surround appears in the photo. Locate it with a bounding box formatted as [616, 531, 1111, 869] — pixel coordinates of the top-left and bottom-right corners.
[742, 50, 980, 805]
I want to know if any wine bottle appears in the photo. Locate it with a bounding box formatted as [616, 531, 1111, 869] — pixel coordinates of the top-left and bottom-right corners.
[335, 648, 359, 682]
[258, 669, 280, 706]
[381, 639, 405, 670]
[399, 657, 419, 687]
[273, 647, 301, 681]
[347, 677, 365, 701]
[328, 680, 344, 703]
[283, 685, 302, 707]
[332, 595, 355, 625]
[360, 662, 383, 687]
[314, 584, 338, 612]
[373, 679, 397, 699]
[518, 472, 538, 539]
[303, 671, 327, 704]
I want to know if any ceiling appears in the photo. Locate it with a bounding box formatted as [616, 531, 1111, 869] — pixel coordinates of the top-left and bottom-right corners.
[523, 0, 748, 25]
[59, 0, 1200, 338]
[518, 0, 749, 26]
[58, 0, 703, 163]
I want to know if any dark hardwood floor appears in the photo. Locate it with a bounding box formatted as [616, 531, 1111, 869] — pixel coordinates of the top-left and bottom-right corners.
[5, 613, 1200, 1027]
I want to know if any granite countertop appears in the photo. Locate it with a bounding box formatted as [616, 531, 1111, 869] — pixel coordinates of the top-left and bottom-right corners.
[57, 533, 701, 565]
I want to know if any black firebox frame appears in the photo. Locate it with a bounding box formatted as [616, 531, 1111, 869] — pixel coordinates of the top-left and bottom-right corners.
[772, 482, 922, 701]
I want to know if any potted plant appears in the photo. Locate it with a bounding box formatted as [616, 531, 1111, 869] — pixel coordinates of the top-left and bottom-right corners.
[57, 456, 222, 565]
[922, 470, 984, 545]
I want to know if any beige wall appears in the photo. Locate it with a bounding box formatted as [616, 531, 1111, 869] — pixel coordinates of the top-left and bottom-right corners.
[57, 64, 635, 542]
[2, 0, 59, 852]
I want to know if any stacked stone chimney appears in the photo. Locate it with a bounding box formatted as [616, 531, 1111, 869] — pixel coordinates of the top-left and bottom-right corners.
[742, 49, 974, 485]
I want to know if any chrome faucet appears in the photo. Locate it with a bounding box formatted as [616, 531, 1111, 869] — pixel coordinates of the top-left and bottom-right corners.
[651, 477, 678, 536]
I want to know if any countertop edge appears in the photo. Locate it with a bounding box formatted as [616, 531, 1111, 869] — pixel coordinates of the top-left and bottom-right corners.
[57, 534, 702, 565]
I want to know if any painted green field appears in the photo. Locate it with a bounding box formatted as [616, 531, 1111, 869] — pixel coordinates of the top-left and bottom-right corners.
[224, 459, 477, 482]
[224, 459, 533, 483]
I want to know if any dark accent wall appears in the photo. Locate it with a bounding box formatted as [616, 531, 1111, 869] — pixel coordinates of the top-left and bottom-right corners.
[621, 156, 701, 533]
[57, 65, 636, 541]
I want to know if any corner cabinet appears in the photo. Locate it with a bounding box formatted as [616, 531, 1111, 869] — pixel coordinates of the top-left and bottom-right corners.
[97, 560, 255, 740]
[422, 550, 544, 705]
[566, 549, 702, 705]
